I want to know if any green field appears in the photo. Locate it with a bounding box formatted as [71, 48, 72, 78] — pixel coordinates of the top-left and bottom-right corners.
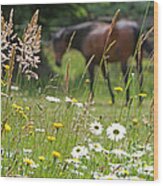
[1, 48, 154, 180]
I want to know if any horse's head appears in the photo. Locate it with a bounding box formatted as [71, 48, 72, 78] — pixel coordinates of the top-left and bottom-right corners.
[52, 28, 68, 67]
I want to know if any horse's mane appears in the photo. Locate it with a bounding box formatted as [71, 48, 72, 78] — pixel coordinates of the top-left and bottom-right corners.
[62, 22, 98, 50]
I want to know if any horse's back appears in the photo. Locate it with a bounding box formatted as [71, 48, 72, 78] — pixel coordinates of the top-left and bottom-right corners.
[81, 20, 139, 63]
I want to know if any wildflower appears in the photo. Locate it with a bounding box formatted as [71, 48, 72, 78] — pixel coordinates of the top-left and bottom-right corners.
[89, 143, 103, 152]
[75, 102, 83, 108]
[23, 158, 35, 166]
[11, 85, 19, 91]
[114, 86, 123, 92]
[110, 149, 129, 158]
[71, 145, 88, 159]
[65, 96, 72, 103]
[4, 64, 10, 70]
[106, 123, 126, 141]
[131, 150, 145, 159]
[138, 93, 147, 97]
[72, 98, 78, 103]
[23, 148, 32, 154]
[45, 96, 61, 103]
[52, 151, 61, 158]
[89, 121, 103, 136]
[12, 103, 23, 111]
[35, 128, 45, 133]
[53, 122, 64, 129]
[85, 79, 90, 84]
[137, 165, 154, 177]
[4, 123, 11, 132]
[38, 156, 45, 161]
[47, 136, 56, 142]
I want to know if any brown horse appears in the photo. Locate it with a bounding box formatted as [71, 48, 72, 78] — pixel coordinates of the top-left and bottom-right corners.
[51, 20, 152, 104]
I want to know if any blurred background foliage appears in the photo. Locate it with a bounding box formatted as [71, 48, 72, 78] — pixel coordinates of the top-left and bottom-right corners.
[2, 1, 154, 40]
[1, 1, 154, 85]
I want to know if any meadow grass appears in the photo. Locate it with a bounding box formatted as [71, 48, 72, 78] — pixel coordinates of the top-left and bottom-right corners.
[1, 48, 154, 180]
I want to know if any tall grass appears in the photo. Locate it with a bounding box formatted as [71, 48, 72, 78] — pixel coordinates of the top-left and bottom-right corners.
[1, 7, 154, 180]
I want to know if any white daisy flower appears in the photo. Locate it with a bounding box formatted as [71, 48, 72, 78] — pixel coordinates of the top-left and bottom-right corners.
[106, 123, 126, 141]
[11, 85, 19, 91]
[71, 145, 88, 159]
[131, 150, 146, 159]
[65, 96, 72, 103]
[89, 121, 103, 136]
[110, 149, 129, 158]
[35, 128, 45, 133]
[23, 148, 32, 154]
[138, 166, 154, 177]
[89, 142, 103, 152]
[65, 97, 83, 108]
[75, 102, 83, 108]
[45, 96, 61, 103]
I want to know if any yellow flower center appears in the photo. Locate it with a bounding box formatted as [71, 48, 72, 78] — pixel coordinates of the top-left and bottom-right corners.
[138, 93, 147, 97]
[4, 65, 10, 70]
[52, 151, 61, 158]
[38, 156, 45, 161]
[72, 98, 78, 103]
[47, 136, 56, 142]
[23, 158, 34, 166]
[114, 87, 123, 92]
[53, 122, 64, 129]
[4, 123, 11, 132]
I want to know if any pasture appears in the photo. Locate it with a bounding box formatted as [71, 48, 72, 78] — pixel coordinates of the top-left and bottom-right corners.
[1, 3, 155, 180]
[1, 48, 154, 180]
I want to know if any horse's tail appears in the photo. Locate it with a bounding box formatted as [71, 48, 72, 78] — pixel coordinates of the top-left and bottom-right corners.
[142, 39, 153, 54]
[132, 25, 140, 55]
[132, 25, 153, 55]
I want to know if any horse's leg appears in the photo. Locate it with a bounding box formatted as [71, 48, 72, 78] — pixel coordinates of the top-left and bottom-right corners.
[136, 48, 143, 103]
[121, 61, 130, 105]
[101, 63, 115, 104]
[88, 63, 95, 103]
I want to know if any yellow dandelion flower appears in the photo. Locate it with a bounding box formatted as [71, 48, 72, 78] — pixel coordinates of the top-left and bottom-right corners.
[4, 64, 10, 70]
[138, 93, 147, 97]
[52, 151, 61, 158]
[123, 170, 129, 176]
[25, 106, 30, 111]
[53, 122, 64, 129]
[38, 156, 45, 161]
[72, 98, 78, 103]
[12, 103, 23, 111]
[85, 79, 90, 84]
[23, 158, 34, 166]
[114, 86, 123, 92]
[47, 136, 56, 142]
[4, 123, 11, 132]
